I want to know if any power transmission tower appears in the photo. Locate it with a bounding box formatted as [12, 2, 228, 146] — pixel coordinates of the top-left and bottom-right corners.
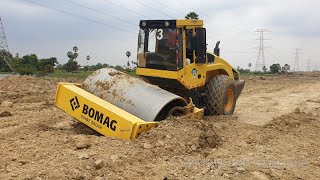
[0, 17, 14, 72]
[293, 48, 302, 72]
[307, 59, 311, 72]
[254, 29, 270, 72]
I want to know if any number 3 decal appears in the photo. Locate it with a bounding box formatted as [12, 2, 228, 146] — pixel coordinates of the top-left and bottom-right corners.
[157, 29, 163, 40]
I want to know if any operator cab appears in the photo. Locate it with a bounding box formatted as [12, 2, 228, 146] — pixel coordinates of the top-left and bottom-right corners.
[137, 20, 207, 71]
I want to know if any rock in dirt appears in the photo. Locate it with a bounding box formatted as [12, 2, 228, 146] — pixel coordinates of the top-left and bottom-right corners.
[156, 140, 165, 147]
[143, 142, 152, 149]
[85, 165, 91, 170]
[18, 160, 29, 165]
[236, 167, 246, 173]
[201, 167, 210, 174]
[93, 176, 107, 180]
[250, 171, 270, 180]
[1, 101, 13, 108]
[79, 153, 89, 159]
[94, 159, 104, 169]
[75, 137, 91, 149]
[110, 154, 119, 162]
[78, 152, 89, 160]
[259, 77, 267, 80]
[223, 173, 230, 177]
[0, 111, 12, 117]
[294, 108, 301, 113]
[199, 129, 222, 148]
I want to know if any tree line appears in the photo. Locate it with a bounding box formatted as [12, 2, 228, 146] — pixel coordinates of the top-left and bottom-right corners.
[237, 63, 291, 74]
[0, 50, 131, 75]
[0, 51, 58, 75]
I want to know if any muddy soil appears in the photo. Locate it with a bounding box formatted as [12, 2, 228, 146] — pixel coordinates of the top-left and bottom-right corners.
[0, 73, 319, 179]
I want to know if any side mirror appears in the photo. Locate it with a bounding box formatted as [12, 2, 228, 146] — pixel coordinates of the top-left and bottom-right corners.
[195, 28, 206, 64]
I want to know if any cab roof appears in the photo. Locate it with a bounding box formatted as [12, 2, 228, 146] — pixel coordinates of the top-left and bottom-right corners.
[139, 19, 203, 28]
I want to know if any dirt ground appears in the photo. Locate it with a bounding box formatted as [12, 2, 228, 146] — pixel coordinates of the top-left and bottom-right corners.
[0, 73, 320, 179]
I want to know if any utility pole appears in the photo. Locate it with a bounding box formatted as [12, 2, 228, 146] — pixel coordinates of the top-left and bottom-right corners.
[254, 29, 270, 72]
[293, 48, 302, 72]
[0, 17, 14, 72]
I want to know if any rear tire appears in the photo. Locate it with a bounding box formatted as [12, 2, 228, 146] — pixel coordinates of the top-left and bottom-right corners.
[204, 75, 236, 115]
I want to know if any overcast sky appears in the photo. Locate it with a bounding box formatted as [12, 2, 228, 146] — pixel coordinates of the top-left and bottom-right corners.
[1, 0, 319, 71]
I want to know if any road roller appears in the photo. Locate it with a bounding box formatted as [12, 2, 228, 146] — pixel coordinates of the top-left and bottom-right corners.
[54, 19, 245, 139]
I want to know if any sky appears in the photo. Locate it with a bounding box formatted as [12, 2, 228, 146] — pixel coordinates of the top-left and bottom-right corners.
[1, 0, 320, 71]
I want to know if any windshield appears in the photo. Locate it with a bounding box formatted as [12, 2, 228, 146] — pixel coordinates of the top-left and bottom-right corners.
[137, 28, 182, 71]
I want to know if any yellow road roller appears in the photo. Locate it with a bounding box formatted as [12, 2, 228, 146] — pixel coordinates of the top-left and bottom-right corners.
[55, 19, 245, 139]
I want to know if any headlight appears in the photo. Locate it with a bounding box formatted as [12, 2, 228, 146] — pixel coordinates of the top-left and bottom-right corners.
[141, 21, 147, 27]
[165, 21, 170, 27]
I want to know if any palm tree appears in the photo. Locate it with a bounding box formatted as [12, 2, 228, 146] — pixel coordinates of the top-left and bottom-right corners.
[185, 12, 199, 20]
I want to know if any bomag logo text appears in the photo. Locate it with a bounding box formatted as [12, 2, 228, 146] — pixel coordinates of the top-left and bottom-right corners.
[82, 104, 117, 131]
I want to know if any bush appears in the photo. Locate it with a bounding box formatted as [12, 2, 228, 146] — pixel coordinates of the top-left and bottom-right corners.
[64, 60, 78, 72]
[15, 67, 36, 75]
[9, 54, 58, 75]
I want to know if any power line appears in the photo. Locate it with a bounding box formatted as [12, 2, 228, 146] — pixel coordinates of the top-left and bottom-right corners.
[66, 0, 136, 26]
[222, 50, 256, 54]
[265, 50, 281, 61]
[110, 0, 254, 42]
[22, 0, 135, 34]
[135, 0, 174, 18]
[103, 0, 148, 18]
[144, 0, 189, 18]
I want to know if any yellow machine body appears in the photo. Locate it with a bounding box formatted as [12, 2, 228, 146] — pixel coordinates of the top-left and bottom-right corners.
[54, 19, 244, 139]
[55, 83, 158, 139]
[136, 19, 239, 90]
[136, 56, 236, 90]
[54, 83, 203, 139]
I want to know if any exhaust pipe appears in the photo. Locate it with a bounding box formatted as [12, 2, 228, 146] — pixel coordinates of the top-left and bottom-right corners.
[214, 41, 220, 56]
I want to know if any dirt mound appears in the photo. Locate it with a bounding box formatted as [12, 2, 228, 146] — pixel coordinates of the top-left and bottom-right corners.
[198, 123, 222, 148]
[1, 74, 320, 179]
[264, 108, 319, 131]
[0, 75, 52, 91]
[0, 75, 55, 104]
[135, 117, 223, 156]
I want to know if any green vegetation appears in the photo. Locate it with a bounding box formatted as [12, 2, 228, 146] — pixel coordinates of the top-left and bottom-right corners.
[46, 70, 94, 79]
[126, 70, 136, 76]
[270, 63, 281, 74]
[185, 12, 199, 20]
[240, 72, 275, 77]
[238, 63, 292, 75]
[0, 71, 12, 74]
[64, 46, 79, 72]
[47, 69, 136, 80]
[11, 54, 58, 75]
[1, 46, 135, 79]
